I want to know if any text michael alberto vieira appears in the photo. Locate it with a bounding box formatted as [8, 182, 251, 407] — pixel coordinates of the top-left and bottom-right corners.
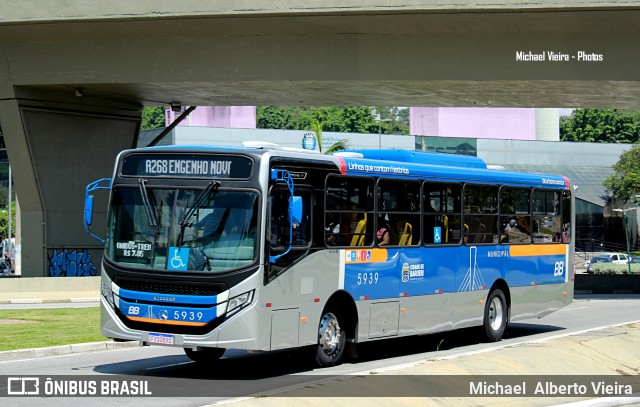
[470, 380, 633, 396]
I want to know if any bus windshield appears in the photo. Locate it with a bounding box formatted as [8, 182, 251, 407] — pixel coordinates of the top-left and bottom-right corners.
[106, 186, 258, 273]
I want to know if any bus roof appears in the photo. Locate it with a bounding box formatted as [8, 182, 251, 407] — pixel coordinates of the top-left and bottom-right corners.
[124, 145, 568, 189]
[337, 155, 568, 189]
[340, 149, 487, 169]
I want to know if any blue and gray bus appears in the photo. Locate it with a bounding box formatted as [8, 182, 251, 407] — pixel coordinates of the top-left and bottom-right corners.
[85, 144, 574, 366]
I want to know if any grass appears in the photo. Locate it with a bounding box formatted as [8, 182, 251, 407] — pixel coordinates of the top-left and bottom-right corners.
[0, 307, 104, 351]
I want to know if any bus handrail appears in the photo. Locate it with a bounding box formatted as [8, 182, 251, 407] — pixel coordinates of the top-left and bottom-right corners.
[269, 169, 302, 263]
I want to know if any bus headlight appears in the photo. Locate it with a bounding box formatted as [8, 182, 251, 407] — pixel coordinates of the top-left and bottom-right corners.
[101, 281, 114, 308]
[226, 290, 254, 317]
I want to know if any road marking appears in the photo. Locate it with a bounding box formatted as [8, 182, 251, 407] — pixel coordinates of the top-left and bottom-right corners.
[554, 396, 640, 406]
[145, 361, 192, 370]
[349, 319, 640, 375]
[9, 299, 43, 304]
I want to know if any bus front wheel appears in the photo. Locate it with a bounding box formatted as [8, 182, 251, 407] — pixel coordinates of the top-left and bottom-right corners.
[184, 347, 225, 363]
[315, 307, 346, 367]
[483, 288, 507, 342]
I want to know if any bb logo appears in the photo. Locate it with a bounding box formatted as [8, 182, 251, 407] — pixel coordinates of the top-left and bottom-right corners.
[554, 261, 565, 276]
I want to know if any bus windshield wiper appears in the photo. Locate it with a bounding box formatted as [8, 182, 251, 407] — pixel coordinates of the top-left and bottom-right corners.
[177, 181, 220, 247]
[138, 179, 158, 227]
[180, 181, 221, 228]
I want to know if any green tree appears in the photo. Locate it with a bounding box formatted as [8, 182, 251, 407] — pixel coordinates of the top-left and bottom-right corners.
[257, 106, 300, 130]
[314, 106, 378, 134]
[311, 119, 349, 154]
[141, 106, 167, 130]
[0, 205, 16, 239]
[560, 109, 640, 143]
[0, 125, 15, 238]
[604, 144, 640, 203]
[257, 106, 409, 134]
[372, 106, 410, 135]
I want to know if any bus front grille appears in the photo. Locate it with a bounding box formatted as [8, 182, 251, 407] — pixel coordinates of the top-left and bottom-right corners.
[116, 279, 226, 297]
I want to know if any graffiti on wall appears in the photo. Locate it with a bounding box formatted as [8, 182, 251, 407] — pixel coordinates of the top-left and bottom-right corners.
[49, 249, 97, 277]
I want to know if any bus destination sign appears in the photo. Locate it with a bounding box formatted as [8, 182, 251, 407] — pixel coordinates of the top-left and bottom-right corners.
[121, 154, 253, 179]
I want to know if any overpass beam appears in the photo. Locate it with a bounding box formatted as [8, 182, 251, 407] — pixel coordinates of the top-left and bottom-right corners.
[0, 88, 140, 277]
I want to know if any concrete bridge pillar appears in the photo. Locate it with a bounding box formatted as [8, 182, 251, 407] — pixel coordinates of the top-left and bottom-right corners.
[0, 87, 140, 277]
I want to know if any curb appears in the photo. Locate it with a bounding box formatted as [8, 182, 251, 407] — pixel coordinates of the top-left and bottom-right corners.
[0, 298, 100, 305]
[0, 340, 140, 362]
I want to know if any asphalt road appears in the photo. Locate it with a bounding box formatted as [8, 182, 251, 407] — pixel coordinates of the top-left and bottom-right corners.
[1, 295, 639, 407]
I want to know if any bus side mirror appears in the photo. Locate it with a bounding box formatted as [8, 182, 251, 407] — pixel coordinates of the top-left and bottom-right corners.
[290, 196, 302, 224]
[84, 195, 94, 227]
[84, 177, 112, 244]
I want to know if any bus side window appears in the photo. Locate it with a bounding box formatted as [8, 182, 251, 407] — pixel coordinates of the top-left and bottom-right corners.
[499, 187, 532, 244]
[532, 189, 562, 243]
[423, 182, 462, 245]
[561, 190, 571, 243]
[464, 184, 498, 244]
[325, 175, 374, 247]
[377, 178, 420, 246]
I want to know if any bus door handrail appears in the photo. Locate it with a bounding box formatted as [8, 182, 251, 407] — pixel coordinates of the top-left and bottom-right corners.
[269, 169, 302, 263]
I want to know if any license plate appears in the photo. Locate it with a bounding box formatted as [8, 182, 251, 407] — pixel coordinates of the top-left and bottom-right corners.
[148, 332, 174, 345]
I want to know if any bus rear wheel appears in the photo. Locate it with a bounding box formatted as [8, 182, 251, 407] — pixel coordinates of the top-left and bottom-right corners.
[184, 347, 225, 363]
[315, 307, 346, 367]
[483, 288, 508, 342]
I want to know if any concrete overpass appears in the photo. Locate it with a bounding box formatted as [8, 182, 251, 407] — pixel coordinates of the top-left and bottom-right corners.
[1, 1, 639, 276]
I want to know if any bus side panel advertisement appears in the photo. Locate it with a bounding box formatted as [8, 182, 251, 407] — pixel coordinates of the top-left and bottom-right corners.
[343, 245, 568, 300]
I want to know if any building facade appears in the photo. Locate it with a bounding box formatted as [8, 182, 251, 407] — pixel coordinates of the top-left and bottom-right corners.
[409, 107, 560, 141]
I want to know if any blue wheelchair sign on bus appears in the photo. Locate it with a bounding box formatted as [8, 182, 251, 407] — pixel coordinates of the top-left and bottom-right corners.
[434, 227, 442, 244]
[168, 247, 189, 271]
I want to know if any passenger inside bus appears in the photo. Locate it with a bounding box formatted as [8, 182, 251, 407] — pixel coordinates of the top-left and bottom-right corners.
[325, 212, 341, 246]
[377, 216, 390, 246]
[500, 219, 516, 243]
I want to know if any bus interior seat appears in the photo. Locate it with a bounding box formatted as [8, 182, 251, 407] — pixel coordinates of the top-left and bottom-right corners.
[473, 223, 488, 243]
[398, 222, 413, 246]
[338, 210, 356, 233]
[350, 213, 367, 246]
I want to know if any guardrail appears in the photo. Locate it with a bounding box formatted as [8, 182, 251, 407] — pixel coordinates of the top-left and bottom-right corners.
[0, 276, 99, 303]
[576, 238, 631, 254]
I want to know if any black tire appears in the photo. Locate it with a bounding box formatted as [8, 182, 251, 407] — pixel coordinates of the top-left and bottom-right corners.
[184, 347, 225, 363]
[315, 307, 346, 367]
[483, 288, 508, 342]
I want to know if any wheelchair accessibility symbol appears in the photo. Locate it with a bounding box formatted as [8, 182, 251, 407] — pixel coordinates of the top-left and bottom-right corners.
[168, 247, 189, 271]
[434, 227, 442, 244]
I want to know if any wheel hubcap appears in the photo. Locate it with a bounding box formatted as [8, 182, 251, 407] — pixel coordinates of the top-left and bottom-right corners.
[489, 297, 504, 331]
[318, 312, 341, 355]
